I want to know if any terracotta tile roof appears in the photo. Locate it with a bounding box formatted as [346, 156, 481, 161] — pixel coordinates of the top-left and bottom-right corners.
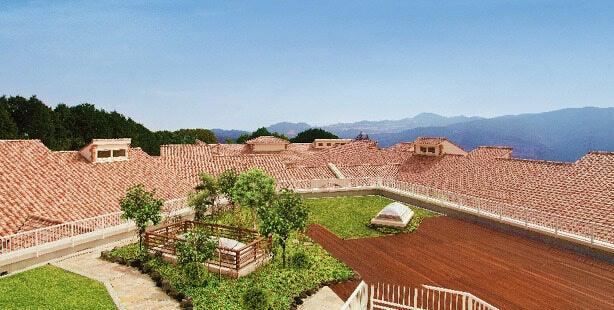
[414, 137, 448, 145]
[246, 136, 290, 145]
[1, 136, 613, 242]
[0, 140, 191, 236]
[467, 146, 514, 159]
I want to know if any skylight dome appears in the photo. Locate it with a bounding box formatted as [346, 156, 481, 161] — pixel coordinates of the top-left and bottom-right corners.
[371, 202, 414, 228]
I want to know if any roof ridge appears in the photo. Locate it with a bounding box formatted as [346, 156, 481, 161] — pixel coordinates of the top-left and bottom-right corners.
[475, 146, 513, 150]
[587, 150, 614, 155]
[496, 157, 573, 165]
[0, 139, 42, 143]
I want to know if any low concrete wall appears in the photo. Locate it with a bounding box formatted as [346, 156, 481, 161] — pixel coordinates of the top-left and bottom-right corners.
[0, 226, 135, 274]
[300, 188, 380, 199]
[0, 209, 194, 275]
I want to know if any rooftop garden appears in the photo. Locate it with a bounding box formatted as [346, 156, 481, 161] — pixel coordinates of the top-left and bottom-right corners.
[305, 195, 438, 239]
[0, 265, 116, 310]
[107, 233, 352, 310]
[108, 168, 354, 310]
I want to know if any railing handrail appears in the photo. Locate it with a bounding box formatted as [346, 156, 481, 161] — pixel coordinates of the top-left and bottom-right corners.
[340, 280, 368, 310]
[1, 197, 189, 255]
[278, 177, 613, 248]
[0, 211, 123, 240]
[422, 284, 499, 309]
[3, 177, 612, 256]
[382, 179, 612, 230]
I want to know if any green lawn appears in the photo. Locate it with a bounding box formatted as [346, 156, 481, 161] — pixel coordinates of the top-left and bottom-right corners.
[305, 195, 438, 239]
[0, 265, 116, 310]
[110, 237, 353, 310]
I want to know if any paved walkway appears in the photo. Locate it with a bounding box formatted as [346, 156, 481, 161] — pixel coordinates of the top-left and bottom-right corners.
[52, 241, 179, 310]
[298, 286, 344, 310]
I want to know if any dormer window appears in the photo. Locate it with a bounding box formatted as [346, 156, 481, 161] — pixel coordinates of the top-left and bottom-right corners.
[417, 144, 439, 156]
[97, 150, 112, 158]
[113, 149, 126, 157]
[79, 138, 131, 163]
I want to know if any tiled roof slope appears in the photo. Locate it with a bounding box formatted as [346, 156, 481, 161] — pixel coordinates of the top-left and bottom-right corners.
[246, 136, 290, 145]
[395, 149, 614, 235]
[0, 140, 192, 236]
[1, 138, 613, 240]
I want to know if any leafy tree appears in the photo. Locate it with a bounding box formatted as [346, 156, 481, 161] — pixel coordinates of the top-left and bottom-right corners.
[174, 128, 217, 144]
[0, 97, 18, 139]
[231, 169, 276, 229]
[290, 128, 339, 143]
[188, 173, 219, 221]
[175, 227, 217, 284]
[259, 189, 308, 267]
[120, 184, 164, 251]
[217, 169, 238, 206]
[0, 95, 218, 155]
[5, 95, 60, 148]
[236, 127, 288, 144]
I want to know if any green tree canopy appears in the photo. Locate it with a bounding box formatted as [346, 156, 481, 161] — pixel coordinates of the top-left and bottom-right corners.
[259, 189, 308, 267]
[0, 95, 218, 155]
[0, 97, 18, 139]
[4, 95, 60, 148]
[236, 127, 288, 144]
[119, 184, 164, 251]
[231, 169, 276, 228]
[290, 128, 339, 143]
[217, 169, 238, 205]
[175, 227, 217, 283]
[189, 173, 220, 221]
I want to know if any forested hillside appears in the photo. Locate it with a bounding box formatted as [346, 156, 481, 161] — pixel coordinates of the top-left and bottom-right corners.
[0, 96, 216, 155]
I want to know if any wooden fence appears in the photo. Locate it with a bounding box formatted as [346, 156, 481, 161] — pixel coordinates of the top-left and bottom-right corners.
[144, 220, 271, 272]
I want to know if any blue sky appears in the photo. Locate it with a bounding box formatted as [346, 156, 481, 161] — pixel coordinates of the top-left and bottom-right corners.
[1, 1, 613, 130]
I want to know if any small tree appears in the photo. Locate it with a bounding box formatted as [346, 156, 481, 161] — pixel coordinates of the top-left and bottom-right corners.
[120, 184, 164, 251]
[189, 172, 219, 221]
[175, 228, 217, 284]
[259, 189, 308, 267]
[217, 169, 238, 206]
[231, 169, 276, 229]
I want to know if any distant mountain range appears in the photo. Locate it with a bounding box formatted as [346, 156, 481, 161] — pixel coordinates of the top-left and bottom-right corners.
[215, 107, 613, 162]
[371, 107, 614, 162]
[322, 113, 483, 138]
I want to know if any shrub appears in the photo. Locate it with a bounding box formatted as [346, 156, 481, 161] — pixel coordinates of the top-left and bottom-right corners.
[242, 287, 269, 310]
[291, 251, 311, 269]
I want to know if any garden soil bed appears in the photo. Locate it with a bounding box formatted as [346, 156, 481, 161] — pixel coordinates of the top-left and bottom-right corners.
[307, 217, 614, 309]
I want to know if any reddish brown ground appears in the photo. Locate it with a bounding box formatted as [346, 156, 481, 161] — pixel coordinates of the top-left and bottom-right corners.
[307, 217, 614, 310]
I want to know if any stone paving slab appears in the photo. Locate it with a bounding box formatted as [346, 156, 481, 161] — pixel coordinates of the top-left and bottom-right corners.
[298, 286, 344, 310]
[52, 242, 179, 310]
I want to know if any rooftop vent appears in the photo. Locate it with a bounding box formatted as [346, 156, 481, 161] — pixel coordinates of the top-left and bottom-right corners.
[79, 138, 131, 163]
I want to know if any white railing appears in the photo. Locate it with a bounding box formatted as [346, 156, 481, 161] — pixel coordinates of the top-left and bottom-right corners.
[380, 179, 614, 249]
[0, 197, 188, 256]
[279, 177, 614, 251]
[369, 283, 499, 310]
[341, 280, 369, 310]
